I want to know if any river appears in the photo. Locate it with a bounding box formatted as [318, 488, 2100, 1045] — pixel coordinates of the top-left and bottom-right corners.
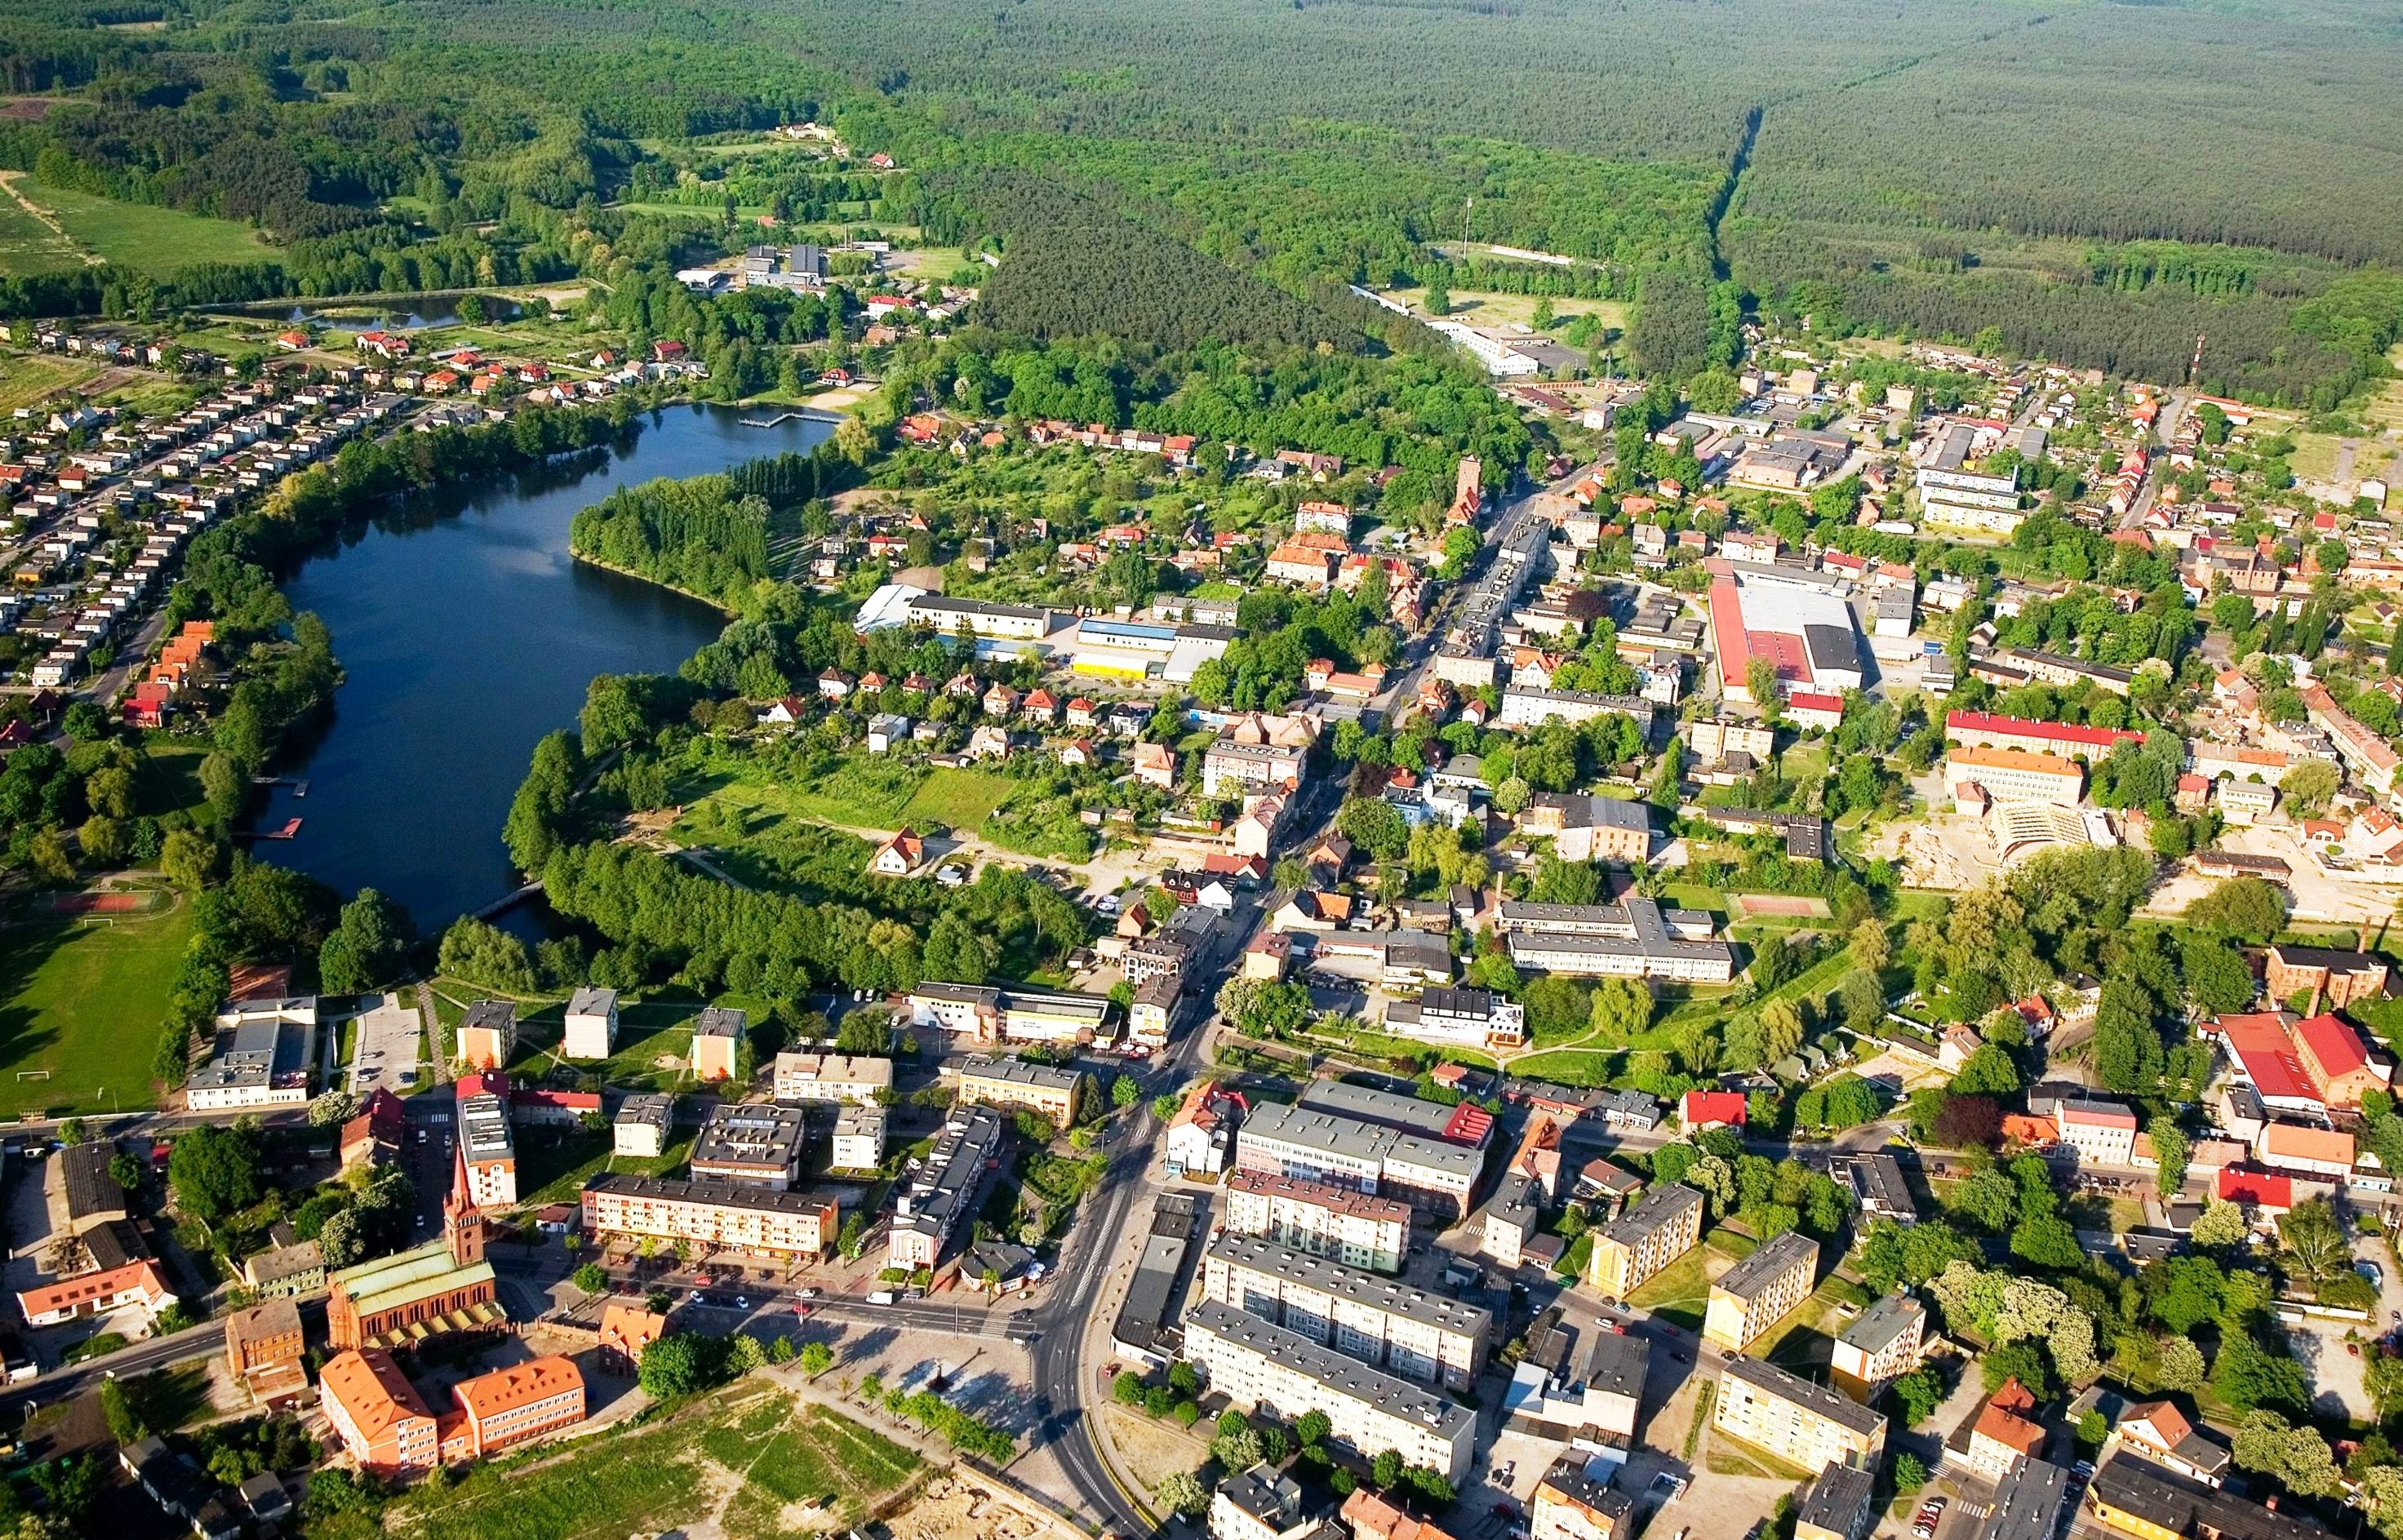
[256, 402, 834, 929]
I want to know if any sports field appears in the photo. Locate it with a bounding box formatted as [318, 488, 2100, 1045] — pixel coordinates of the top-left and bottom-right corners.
[0, 890, 192, 1118]
[0, 174, 275, 279]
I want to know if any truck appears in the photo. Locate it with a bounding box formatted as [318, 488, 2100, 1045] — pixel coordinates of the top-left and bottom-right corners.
[868, 1290, 896, 1304]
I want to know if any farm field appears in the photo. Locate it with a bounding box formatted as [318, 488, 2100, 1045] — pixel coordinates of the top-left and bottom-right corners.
[0, 890, 193, 1118]
[402, 1387, 919, 1540]
[0, 175, 275, 277]
[0, 353, 106, 413]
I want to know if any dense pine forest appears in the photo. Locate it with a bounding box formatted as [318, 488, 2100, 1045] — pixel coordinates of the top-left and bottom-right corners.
[0, 0, 2400, 403]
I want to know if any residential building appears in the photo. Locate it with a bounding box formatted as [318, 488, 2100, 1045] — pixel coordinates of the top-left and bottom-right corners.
[1988, 1458, 2072, 1540]
[1211, 1463, 1321, 1540]
[1224, 1170, 1410, 1273]
[887, 1105, 1006, 1270]
[597, 1300, 665, 1374]
[1182, 1301, 1476, 1483]
[1235, 1100, 1481, 1218]
[614, 1094, 673, 1157]
[2085, 1448, 2319, 1540]
[457, 1091, 517, 1207]
[1832, 1294, 1924, 1386]
[318, 1347, 439, 1475]
[17, 1259, 175, 1326]
[1202, 1234, 1492, 1390]
[581, 1174, 838, 1258]
[562, 986, 618, 1060]
[691, 1007, 744, 1081]
[690, 1102, 809, 1189]
[2265, 939, 2390, 1013]
[326, 1156, 501, 1351]
[1167, 1081, 1240, 1178]
[1844, 1153, 1916, 1222]
[1944, 710, 2142, 761]
[56, 1142, 125, 1234]
[940, 1054, 1086, 1123]
[833, 1103, 887, 1169]
[1517, 792, 1655, 863]
[770, 1051, 895, 1106]
[1204, 739, 1308, 797]
[2253, 1121, 2355, 1180]
[1713, 1355, 1887, 1471]
[1478, 1172, 1545, 1269]
[120, 1437, 240, 1540]
[1529, 1453, 1635, 1540]
[1946, 745, 2085, 806]
[1704, 1231, 1818, 1352]
[455, 1000, 516, 1072]
[1297, 1079, 1492, 1147]
[1687, 717, 1775, 765]
[1499, 898, 1735, 983]
[2110, 1400, 2231, 1487]
[1965, 1378, 2047, 1480]
[1504, 1312, 1650, 1454]
[239, 1238, 326, 1299]
[1343, 1489, 1461, 1540]
[1682, 1090, 1748, 1132]
[1497, 687, 1656, 735]
[2058, 1099, 2139, 1166]
[224, 1298, 308, 1408]
[1793, 1462, 1879, 1540]
[1587, 1183, 1704, 1301]
[451, 1356, 587, 1458]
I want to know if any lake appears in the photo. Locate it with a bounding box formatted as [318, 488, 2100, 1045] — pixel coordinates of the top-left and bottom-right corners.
[258, 402, 834, 929]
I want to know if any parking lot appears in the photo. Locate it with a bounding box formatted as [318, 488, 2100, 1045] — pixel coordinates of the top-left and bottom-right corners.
[348, 992, 424, 1098]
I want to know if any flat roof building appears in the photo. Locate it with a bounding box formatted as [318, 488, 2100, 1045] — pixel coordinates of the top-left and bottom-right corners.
[1587, 1183, 1704, 1301]
[1224, 1170, 1410, 1274]
[1203, 1234, 1491, 1390]
[690, 1102, 809, 1190]
[1705, 1231, 1819, 1352]
[1714, 1355, 1886, 1472]
[580, 1173, 838, 1258]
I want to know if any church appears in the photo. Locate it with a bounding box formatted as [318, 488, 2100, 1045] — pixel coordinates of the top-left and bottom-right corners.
[326, 1145, 509, 1351]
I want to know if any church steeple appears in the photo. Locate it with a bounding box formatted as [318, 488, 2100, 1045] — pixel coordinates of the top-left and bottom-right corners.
[444, 1143, 486, 1267]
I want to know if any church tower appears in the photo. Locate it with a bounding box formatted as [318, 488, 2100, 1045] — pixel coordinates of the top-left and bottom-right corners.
[444, 1144, 487, 1268]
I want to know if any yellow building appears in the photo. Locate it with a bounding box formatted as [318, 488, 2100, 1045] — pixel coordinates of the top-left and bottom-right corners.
[1703, 1231, 1818, 1353]
[1713, 1356, 1886, 1472]
[1587, 1183, 1703, 1301]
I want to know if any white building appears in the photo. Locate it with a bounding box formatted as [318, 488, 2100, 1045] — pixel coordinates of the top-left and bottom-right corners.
[562, 987, 618, 1061]
[1202, 1235, 1491, 1390]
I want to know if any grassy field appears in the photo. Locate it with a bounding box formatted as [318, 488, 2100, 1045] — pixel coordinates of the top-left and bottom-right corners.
[401, 1387, 917, 1540]
[3, 176, 275, 278]
[506, 996, 735, 1094]
[0, 353, 106, 413]
[1381, 286, 1628, 332]
[0, 184, 82, 277]
[1626, 1246, 1712, 1329]
[134, 739, 211, 821]
[516, 1129, 694, 1208]
[0, 890, 192, 1118]
[679, 760, 1020, 841]
[897, 767, 1019, 831]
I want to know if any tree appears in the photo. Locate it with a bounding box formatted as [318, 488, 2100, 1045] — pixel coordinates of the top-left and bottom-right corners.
[1893, 1366, 1944, 1427]
[1156, 1471, 1207, 1518]
[1747, 659, 1783, 723]
[572, 1263, 608, 1294]
[637, 1334, 715, 1400]
[167, 1122, 262, 1223]
[1112, 1074, 1141, 1109]
[2191, 1196, 2251, 1250]
[2214, 1332, 2308, 1415]
[2281, 760, 2340, 819]
[799, 1340, 834, 1376]
[1372, 1449, 1405, 1490]
[2156, 1336, 2206, 1392]
[160, 828, 220, 891]
[1297, 1409, 1331, 1448]
[319, 887, 417, 995]
[1892, 1453, 1927, 1494]
[109, 1152, 141, 1192]
[1114, 1371, 1144, 1405]
[2180, 934, 2254, 1014]
[2150, 1119, 2192, 1198]
[1212, 1423, 1263, 1473]
[1952, 1043, 2021, 1097]
[2278, 1197, 2350, 1280]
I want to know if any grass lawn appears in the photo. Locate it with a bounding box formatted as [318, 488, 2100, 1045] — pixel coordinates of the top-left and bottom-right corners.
[1704, 1226, 1759, 1260]
[1708, 1428, 1817, 1483]
[5, 177, 273, 278]
[134, 739, 211, 820]
[1502, 1047, 1620, 1086]
[1627, 1247, 1712, 1329]
[895, 767, 1019, 831]
[515, 1129, 695, 1209]
[398, 1385, 916, 1540]
[1381, 286, 1628, 332]
[0, 890, 191, 1118]
[509, 996, 722, 1094]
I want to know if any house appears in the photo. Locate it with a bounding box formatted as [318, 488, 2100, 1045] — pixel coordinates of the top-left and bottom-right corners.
[1681, 1090, 1746, 1132]
[597, 1300, 665, 1374]
[224, 1298, 309, 1407]
[1132, 741, 1176, 789]
[871, 828, 924, 876]
[1963, 1379, 2046, 1480]
[1832, 1292, 1925, 1387]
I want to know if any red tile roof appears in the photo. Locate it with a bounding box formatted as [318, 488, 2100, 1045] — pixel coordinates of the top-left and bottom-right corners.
[2294, 1012, 2370, 1080]
[1946, 710, 2143, 754]
[1684, 1090, 1748, 1127]
[2218, 1168, 2293, 1208]
[1441, 1103, 1494, 1147]
[2218, 1014, 2319, 1104]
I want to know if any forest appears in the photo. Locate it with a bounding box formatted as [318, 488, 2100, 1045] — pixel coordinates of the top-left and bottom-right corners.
[0, 0, 2400, 402]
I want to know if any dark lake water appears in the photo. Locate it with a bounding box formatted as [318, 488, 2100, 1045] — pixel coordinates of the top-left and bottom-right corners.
[258, 402, 834, 929]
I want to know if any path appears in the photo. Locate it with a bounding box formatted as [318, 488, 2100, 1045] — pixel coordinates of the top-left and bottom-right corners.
[414, 981, 451, 1087]
[0, 171, 99, 266]
[2334, 438, 2360, 486]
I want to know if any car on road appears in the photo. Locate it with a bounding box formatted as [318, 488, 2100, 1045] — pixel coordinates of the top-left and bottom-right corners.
[797, 1287, 819, 1298]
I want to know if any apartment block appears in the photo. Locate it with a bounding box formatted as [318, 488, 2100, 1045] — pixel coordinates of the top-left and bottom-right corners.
[613, 1094, 673, 1157]
[772, 1051, 895, 1104]
[691, 1006, 744, 1082]
[1587, 1183, 1704, 1301]
[580, 1174, 838, 1258]
[2058, 1099, 2139, 1166]
[1713, 1355, 1886, 1471]
[223, 1298, 307, 1406]
[1224, 1170, 1410, 1273]
[1704, 1231, 1818, 1353]
[455, 1000, 516, 1072]
[1235, 1101, 1482, 1218]
[939, 1054, 1086, 1124]
[833, 1104, 888, 1169]
[887, 1105, 1006, 1270]
[456, 1092, 517, 1208]
[1530, 1453, 1635, 1540]
[1202, 1234, 1491, 1390]
[562, 986, 617, 1060]
[1794, 1462, 1878, 1540]
[1183, 1300, 1476, 1484]
[1832, 1294, 1925, 1386]
[689, 1102, 809, 1190]
[451, 1356, 586, 1457]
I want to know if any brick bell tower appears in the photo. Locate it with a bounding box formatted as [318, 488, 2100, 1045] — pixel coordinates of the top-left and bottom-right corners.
[443, 1144, 487, 1268]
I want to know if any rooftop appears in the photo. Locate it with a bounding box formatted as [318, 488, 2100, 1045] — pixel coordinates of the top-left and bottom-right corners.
[1601, 1182, 1703, 1248]
[1841, 1293, 1924, 1356]
[1797, 1462, 1877, 1537]
[1713, 1229, 1818, 1301]
[1185, 1300, 1474, 1440]
[1721, 1354, 1886, 1436]
[1208, 1235, 1493, 1338]
[586, 1172, 838, 1222]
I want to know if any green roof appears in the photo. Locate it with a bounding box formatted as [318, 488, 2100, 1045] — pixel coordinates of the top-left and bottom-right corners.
[332, 1239, 495, 1318]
